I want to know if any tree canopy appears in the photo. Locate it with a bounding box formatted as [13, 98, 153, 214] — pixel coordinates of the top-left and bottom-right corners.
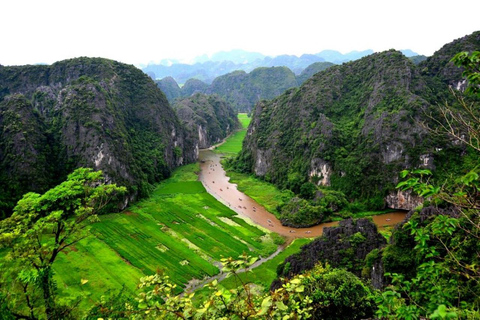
[0, 168, 126, 319]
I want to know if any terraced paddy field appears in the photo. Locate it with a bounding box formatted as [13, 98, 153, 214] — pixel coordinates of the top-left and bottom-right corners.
[53, 163, 279, 310]
[192, 237, 312, 303]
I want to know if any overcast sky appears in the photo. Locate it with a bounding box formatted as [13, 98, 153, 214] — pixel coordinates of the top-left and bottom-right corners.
[1, 0, 479, 66]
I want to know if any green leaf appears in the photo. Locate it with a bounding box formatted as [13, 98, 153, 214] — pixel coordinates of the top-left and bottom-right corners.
[400, 170, 410, 179]
[295, 285, 305, 293]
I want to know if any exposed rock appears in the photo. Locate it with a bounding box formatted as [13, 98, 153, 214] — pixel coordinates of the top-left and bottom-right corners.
[402, 205, 460, 223]
[309, 158, 331, 186]
[419, 153, 435, 170]
[173, 93, 239, 149]
[371, 257, 385, 289]
[272, 218, 386, 290]
[382, 143, 404, 164]
[0, 57, 196, 217]
[254, 149, 272, 176]
[385, 189, 423, 210]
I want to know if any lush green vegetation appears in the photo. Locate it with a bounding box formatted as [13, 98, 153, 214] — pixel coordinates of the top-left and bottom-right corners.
[233, 47, 480, 208]
[0, 57, 195, 218]
[89, 254, 373, 319]
[235, 50, 434, 201]
[375, 51, 480, 318]
[193, 238, 312, 303]
[225, 170, 294, 217]
[173, 93, 239, 148]
[0, 168, 126, 319]
[2, 35, 480, 320]
[0, 164, 281, 318]
[214, 113, 250, 155]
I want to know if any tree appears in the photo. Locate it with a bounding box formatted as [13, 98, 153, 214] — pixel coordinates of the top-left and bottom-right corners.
[376, 52, 480, 319]
[425, 51, 480, 152]
[301, 264, 376, 320]
[89, 254, 314, 319]
[0, 168, 126, 319]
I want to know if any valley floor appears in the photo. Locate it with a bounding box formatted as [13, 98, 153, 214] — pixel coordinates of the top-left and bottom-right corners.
[51, 113, 405, 315]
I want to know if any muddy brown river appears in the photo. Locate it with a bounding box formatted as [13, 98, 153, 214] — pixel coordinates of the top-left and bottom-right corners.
[198, 150, 407, 239]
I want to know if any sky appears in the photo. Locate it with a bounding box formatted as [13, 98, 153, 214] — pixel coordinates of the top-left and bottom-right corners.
[1, 0, 479, 67]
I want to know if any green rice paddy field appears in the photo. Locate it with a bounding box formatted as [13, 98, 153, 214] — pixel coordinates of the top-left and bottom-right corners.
[214, 113, 250, 155]
[52, 113, 310, 313]
[53, 163, 279, 310]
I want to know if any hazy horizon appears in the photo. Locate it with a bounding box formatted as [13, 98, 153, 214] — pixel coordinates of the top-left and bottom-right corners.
[1, 0, 479, 67]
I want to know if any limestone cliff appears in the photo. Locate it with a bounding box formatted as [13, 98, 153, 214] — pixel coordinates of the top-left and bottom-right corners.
[173, 93, 239, 149]
[272, 218, 386, 289]
[0, 57, 197, 218]
[236, 31, 480, 208]
[237, 50, 435, 202]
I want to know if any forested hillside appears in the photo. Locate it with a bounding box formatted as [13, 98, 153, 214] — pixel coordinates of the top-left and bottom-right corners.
[206, 66, 298, 112]
[235, 31, 480, 212]
[157, 65, 317, 112]
[173, 93, 239, 148]
[0, 57, 197, 218]
[142, 48, 418, 84]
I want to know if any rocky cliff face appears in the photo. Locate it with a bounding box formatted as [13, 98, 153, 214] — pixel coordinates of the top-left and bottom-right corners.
[419, 31, 480, 92]
[237, 50, 436, 201]
[173, 93, 239, 149]
[0, 57, 197, 218]
[385, 190, 424, 210]
[272, 218, 386, 289]
[236, 31, 480, 207]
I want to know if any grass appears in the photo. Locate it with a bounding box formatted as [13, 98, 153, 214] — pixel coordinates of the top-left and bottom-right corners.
[221, 238, 312, 289]
[53, 236, 144, 307]
[52, 163, 279, 314]
[226, 171, 293, 217]
[193, 238, 312, 303]
[49, 113, 311, 313]
[214, 113, 250, 155]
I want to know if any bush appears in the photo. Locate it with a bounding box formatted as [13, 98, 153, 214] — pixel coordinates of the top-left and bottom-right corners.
[302, 264, 376, 320]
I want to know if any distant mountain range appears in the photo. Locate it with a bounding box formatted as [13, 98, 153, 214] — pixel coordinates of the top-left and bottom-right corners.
[143, 49, 423, 84]
[156, 63, 335, 112]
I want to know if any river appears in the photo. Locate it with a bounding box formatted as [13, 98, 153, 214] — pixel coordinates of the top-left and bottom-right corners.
[184, 149, 407, 293]
[198, 149, 407, 239]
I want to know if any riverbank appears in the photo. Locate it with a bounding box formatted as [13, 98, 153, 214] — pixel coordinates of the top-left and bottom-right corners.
[198, 149, 407, 239]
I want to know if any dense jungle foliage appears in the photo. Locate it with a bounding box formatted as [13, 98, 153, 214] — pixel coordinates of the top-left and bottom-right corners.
[234, 32, 480, 222]
[0, 57, 198, 218]
[0, 32, 479, 320]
